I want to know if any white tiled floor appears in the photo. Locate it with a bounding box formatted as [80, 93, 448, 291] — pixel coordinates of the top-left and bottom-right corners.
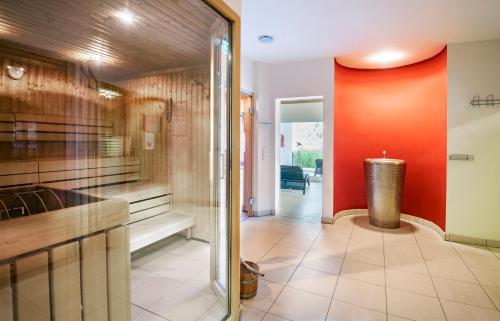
[131, 236, 228, 321]
[240, 214, 500, 321]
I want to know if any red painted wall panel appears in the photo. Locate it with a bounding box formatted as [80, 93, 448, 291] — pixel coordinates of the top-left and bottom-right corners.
[333, 49, 447, 230]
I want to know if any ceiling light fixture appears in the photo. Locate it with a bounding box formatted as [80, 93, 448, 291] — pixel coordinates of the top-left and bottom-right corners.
[367, 50, 406, 64]
[258, 35, 274, 44]
[115, 9, 136, 25]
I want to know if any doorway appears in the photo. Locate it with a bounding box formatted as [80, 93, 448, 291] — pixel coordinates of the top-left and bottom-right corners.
[275, 97, 324, 219]
[240, 92, 253, 220]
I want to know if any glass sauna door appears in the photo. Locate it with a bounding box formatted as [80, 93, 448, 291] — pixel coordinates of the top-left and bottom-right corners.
[0, 1, 233, 321]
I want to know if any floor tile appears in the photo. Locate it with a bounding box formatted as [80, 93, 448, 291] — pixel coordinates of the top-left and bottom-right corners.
[417, 240, 462, 264]
[310, 240, 348, 258]
[132, 304, 167, 321]
[240, 305, 266, 321]
[242, 279, 284, 312]
[489, 247, 500, 259]
[278, 233, 317, 250]
[262, 313, 290, 321]
[483, 285, 500, 310]
[333, 277, 386, 313]
[426, 260, 477, 283]
[441, 299, 500, 321]
[386, 268, 437, 297]
[385, 251, 428, 275]
[261, 245, 307, 266]
[433, 277, 495, 308]
[454, 243, 500, 271]
[287, 266, 338, 298]
[470, 266, 500, 287]
[387, 315, 413, 321]
[326, 300, 386, 321]
[186, 265, 211, 292]
[270, 286, 330, 321]
[387, 288, 446, 321]
[346, 246, 384, 266]
[384, 238, 422, 257]
[258, 261, 298, 284]
[241, 240, 276, 262]
[170, 240, 210, 263]
[131, 269, 183, 309]
[300, 251, 343, 275]
[148, 284, 217, 321]
[137, 252, 205, 283]
[340, 259, 385, 286]
[198, 302, 229, 321]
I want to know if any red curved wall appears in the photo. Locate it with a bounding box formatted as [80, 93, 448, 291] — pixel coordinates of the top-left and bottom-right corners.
[333, 49, 447, 230]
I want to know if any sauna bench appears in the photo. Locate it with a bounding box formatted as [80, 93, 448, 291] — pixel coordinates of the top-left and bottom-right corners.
[85, 182, 195, 252]
[0, 157, 195, 253]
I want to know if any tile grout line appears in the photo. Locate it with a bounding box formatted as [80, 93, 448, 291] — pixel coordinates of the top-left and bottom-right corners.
[244, 214, 315, 318]
[262, 214, 327, 318]
[411, 223, 449, 321]
[450, 243, 499, 312]
[381, 225, 389, 321]
[131, 303, 172, 321]
[322, 216, 356, 321]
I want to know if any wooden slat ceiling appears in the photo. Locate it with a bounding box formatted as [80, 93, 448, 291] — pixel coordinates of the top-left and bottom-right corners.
[0, 0, 223, 82]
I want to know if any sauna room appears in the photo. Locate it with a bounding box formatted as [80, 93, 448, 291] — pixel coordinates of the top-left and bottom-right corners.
[0, 1, 237, 321]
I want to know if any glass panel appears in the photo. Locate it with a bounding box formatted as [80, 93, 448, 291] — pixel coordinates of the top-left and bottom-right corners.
[0, 1, 232, 321]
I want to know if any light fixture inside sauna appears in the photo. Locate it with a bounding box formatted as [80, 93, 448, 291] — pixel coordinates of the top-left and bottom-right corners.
[7, 65, 25, 80]
[98, 88, 121, 99]
[115, 9, 136, 25]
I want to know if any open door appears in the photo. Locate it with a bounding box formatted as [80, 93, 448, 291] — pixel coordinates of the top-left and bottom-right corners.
[240, 94, 253, 215]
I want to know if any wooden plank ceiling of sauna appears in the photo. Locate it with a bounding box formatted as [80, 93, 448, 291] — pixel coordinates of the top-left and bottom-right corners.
[0, 0, 221, 82]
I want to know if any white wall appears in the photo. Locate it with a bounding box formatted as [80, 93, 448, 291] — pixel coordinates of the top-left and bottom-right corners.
[252, 62, 275, 215]
[270, 59, 334, 220]
[447, 39, 500, 241]
[223, 0, 241, 16]
[241, 56, 254, 93]
[245, 58, 334, 217]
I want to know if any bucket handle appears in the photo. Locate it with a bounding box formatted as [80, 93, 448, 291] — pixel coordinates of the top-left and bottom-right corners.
[240, 258, 265, 277]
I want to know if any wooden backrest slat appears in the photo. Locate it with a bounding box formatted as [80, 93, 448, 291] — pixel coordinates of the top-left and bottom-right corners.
[15, 123, 114, 135]
[0, 113, 15, 123]
[0, 162, 38, 176]
[15, 113, 113, 128]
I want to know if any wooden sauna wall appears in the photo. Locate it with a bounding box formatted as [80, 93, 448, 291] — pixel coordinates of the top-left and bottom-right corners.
[120, 66, 211, 240]
[0, 47, 125, 160]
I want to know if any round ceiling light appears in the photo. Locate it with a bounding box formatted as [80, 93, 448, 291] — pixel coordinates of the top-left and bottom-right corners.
[258, 35, 274, 44]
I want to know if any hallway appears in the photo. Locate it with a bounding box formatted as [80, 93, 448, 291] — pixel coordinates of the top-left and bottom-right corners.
[240, 214, 500, 321]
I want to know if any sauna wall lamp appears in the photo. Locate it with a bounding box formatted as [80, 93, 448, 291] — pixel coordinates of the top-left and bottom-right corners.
[258, 35, 274, 44]
[99, 88, 121, 99]
[7, 65, 24, 80]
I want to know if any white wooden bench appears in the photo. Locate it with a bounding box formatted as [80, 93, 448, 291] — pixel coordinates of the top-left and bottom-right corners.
[0, 157, 194, 253]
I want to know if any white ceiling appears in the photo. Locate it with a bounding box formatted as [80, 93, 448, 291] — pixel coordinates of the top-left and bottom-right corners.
[242, 0, 500, 68]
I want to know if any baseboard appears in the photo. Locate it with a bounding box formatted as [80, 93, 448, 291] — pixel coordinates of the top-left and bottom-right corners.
[332, 209, 446, 240]
[321, 216, 334, 224]
[445, 233, 500, 248]
[252, 209, 275, 217]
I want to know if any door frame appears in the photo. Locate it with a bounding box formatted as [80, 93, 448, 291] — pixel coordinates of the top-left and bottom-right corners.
[240, 91, 253, 215]
[205, 1, 240, 320]
[274, 96, 324, 215]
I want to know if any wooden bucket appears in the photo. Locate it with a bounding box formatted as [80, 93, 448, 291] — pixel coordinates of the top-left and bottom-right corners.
[240, 261, 260, 299]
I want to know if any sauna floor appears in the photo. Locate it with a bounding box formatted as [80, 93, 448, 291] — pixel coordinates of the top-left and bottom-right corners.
[240, 214, 500, 321]
[131, 237, 227, 321]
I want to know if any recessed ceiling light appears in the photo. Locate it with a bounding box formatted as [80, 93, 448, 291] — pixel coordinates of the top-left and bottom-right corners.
[367, 50, 406, 64]
[115, 9, 135, 25]
[258, 35, 274, 44]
